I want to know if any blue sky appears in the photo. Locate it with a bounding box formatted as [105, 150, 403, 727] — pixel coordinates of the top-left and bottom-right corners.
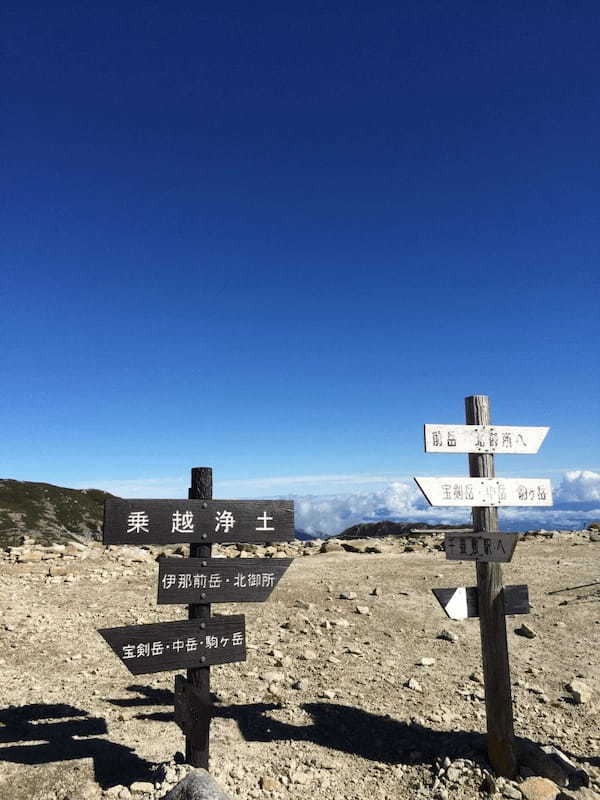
[2, 3, 599, 510]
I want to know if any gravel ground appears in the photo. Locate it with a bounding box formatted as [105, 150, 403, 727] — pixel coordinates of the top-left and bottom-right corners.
[0, 532, 599, 799]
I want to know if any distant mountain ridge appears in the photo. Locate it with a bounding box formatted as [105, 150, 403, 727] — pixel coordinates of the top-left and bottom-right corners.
[0, 479, 112, 546]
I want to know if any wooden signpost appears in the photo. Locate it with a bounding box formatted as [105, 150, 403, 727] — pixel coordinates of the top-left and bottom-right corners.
[104, 498, 294, 545]
[414, 396, 553, 778]
[98, 466, 295, 770]
[157, 557, 292, 605]
[99, 616, 246, 675]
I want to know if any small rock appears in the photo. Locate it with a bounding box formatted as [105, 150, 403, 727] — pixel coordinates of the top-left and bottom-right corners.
[130, 782, 154, 794]
[260, 776, 278, 791]
[300, 649, 317, 661]
[48, 564, 68, 576]
[405, 678, 422, 692]
[17, 550, 43, 563]
[445, 766, 461, 782]
[417, 657, 436, 667]
[339, 592, 357, 600]
[159, 768, 231, 799]
[519, 777, 560, 800]
[437, 629, 458, 643]
[333, 618, 350, 628]
[260, 671, 284, 683]
[105, 787, 125, 798]
[355, 606, 370, 615]
[321, 689, 336, 700]
[515, 624, 537, 639]
[289, 770, 311, 785]
[320, 539, 344, 553]
[294, 599, 312, 610]
[291, 680, 305, 691]
[501, 783, 523, 799]
[565, 680, 593, 704]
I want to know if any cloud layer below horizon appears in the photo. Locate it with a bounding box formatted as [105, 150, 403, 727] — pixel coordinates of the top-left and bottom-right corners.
[292, 470, 600, 536]
[82, 470, 600, 536]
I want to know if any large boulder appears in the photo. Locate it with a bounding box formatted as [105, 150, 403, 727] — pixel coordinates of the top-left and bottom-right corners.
[159, 769, 232, 800]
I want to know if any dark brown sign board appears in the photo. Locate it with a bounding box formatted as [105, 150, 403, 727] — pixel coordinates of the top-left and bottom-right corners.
[99, 615, 246, 675]
[174, 675, 212, 742]
[444, 531, 519, 563]
[432, 584, 529, 620]
[103, 498, 294, 545]
[157, 557, 292, 605]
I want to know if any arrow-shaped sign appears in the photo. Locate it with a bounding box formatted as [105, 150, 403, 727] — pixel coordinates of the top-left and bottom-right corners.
[99, 616, 246, 675]
[432, 585, 529, 620]
[424, 424, 549, 454]
[157, 557, 293, 604]
[414, 476, 553, 507]
[444, 531, 519, 563]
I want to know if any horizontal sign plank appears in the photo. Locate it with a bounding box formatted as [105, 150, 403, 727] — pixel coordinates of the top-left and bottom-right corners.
[432, 585, 529, 620]
[157, 557, 293, 605]
[98, 615, 246, 675]
[444, 532, 519, 563]
[103, 498, 294, 545]
[174, 675, 211, 740]
[413, 477, 553, 507]
[424, 424, 549, 454]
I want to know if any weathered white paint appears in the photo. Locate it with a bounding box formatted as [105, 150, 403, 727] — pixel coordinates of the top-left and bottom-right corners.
[424, 424, 549, 454]
[413, 476, 553, 507]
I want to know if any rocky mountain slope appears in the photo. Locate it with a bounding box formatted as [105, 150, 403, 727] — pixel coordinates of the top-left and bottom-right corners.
[0, 479, 113, 546]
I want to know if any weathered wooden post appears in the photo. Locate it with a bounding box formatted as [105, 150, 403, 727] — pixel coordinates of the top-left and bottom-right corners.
[465, 395, 517, 778]
[99, 470, 294, 772]
[187, 466, 213, 768]
[414, 399, 553, 779]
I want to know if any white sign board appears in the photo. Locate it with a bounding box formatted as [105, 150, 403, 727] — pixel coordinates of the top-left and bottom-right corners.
[424, 425, 549, 454]
[414, 476, 553, 507]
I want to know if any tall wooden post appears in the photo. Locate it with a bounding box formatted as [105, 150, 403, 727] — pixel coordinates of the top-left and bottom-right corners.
[186, 466, 213, 768]
[465, 396, 517, 778]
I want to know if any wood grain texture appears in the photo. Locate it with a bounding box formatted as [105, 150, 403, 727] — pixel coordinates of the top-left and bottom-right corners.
[103, 497, 295, 545]
[187, 467, 212, 769]
[98, 615, 246, 675]
[158, 557, 293, 605]
[465, 396, 518, 779]
[444, 532, 519, 563]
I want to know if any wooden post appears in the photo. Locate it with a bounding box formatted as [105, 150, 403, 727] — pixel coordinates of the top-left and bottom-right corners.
[465, 396, 518, 778]
[185, 466, 213, 768]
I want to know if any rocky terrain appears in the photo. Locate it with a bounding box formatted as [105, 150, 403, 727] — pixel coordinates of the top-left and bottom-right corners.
[1, 528, 599, 800]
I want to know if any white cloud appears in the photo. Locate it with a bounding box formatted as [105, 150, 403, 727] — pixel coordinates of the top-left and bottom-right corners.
[554, 470, 600, 502]
[292, 475, 600, 537]
[76, 470, 600, 535]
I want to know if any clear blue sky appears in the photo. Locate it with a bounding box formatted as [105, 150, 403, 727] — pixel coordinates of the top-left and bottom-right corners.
[2, 2, 599, 498]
